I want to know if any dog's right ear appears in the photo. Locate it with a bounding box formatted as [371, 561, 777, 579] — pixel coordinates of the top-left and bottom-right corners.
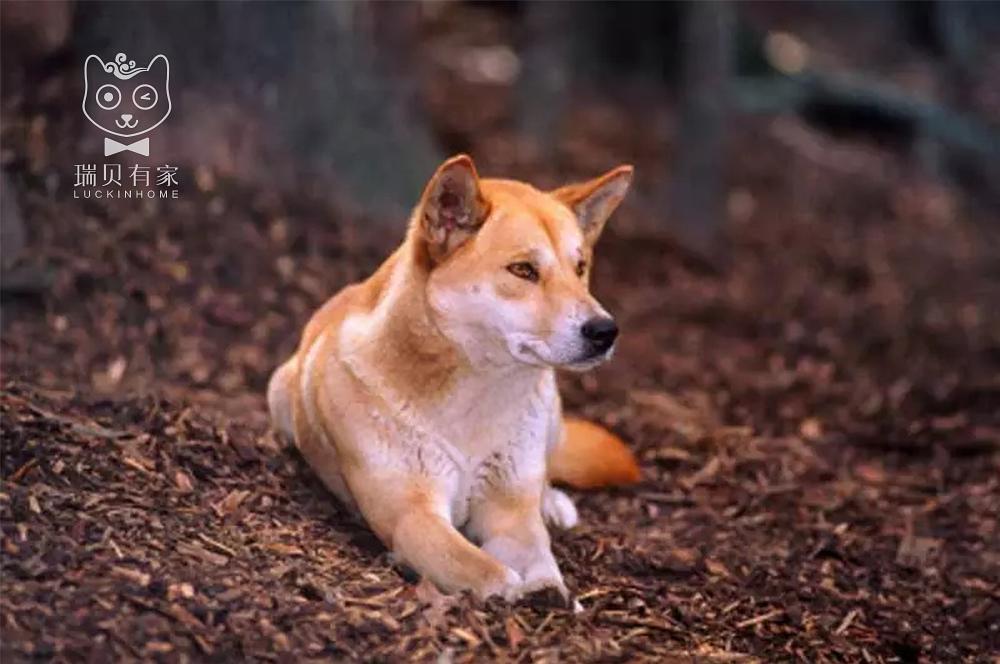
[415, 155, 490, 265]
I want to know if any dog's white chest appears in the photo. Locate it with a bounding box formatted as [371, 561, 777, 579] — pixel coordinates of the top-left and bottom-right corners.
[426, 372, 557, 524]
[336, 318, 560, 525]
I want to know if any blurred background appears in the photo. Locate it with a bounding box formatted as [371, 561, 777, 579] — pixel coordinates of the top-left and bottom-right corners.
[2, 3, 1000, 660]
[3, 0, 999, 433]
[5, 2, 1000, 228]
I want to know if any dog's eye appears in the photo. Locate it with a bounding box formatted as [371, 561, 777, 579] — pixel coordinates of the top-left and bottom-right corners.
[575, 260, 587, 277]
[507, 261, 539, 283]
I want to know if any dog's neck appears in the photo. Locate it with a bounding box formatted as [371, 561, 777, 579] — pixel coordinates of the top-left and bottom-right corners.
[353, 240, 550, 410]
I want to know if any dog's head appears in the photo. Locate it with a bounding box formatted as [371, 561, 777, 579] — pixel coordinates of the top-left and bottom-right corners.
[413, 155, 633, 371]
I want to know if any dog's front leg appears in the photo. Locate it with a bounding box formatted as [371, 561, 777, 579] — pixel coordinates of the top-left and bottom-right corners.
[466, 482, 567, 600]
[348, 474, 521, 599]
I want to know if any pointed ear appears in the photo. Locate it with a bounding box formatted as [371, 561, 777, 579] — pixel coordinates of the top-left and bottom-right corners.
[147, 54, 169, 79]
[416, 154, 490, 264]
[84, 54, 106, 81]
[552, 165, 633, 244]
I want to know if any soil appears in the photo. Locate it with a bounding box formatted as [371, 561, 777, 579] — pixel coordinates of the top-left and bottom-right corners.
[3, 17, 1000, 664]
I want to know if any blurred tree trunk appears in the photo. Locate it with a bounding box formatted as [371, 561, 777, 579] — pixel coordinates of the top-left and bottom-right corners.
[285, 3, 440, 220]
[517, 2, 573, 162]
[903, 0, 974, 181]
[670, 1, 735, 255]
[900, 0, 1000, 200]
[1, 172, 26, 272]
[72, 1, 441, 221]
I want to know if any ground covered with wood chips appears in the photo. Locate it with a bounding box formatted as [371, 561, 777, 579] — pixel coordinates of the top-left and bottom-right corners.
[3, 64, 1000, 664]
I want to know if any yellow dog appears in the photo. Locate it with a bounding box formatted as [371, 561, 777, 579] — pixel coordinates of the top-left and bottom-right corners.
[269, 155, 639, 600]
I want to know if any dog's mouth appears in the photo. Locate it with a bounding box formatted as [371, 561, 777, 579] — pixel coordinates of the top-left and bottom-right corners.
[115, 118, 139, 129]
[514, 341, 551, 368]
[528, 345, 614, 372]
[512, 336, 615, 371]
[562, 346, 615, 372]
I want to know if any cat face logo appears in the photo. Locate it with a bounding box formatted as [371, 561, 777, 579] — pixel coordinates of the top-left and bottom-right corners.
[83, 53, 171, 154]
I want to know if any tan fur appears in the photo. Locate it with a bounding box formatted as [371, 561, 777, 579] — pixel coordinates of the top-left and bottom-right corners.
[268, 155, 638, 600]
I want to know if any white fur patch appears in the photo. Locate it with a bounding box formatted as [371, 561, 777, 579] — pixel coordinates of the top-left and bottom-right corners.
[542, 487, 579, 529]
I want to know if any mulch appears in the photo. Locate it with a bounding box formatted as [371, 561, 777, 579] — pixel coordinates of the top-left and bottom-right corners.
[3, 32, 1000, 664]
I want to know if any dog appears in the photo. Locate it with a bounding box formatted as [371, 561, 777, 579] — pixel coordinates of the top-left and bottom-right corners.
[268, 155, 640, 601]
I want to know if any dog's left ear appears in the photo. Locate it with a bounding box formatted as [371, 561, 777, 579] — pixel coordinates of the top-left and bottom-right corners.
[416, 154, 490, 265]
[552, 165, 633, 245]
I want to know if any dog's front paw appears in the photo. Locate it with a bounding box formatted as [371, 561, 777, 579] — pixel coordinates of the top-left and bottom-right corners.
[522, 567, 567, 599]
[509, 553, 567, 603]
[511, 575, 569, 608]
[479, 565, 523, 602]
[542, 487, 579, 529]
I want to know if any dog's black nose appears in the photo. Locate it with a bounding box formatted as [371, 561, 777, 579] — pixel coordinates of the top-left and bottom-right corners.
[581, 316, 619, 353]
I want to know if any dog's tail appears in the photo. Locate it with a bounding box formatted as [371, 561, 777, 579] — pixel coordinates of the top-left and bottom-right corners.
[547, 417, 641, 489]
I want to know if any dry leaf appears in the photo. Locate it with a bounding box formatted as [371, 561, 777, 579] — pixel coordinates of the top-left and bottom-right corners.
[896, 535, 942, 569]
[111, 565, 151, 587]
[174, 470, 194, 492]
[799, 418, 823, 441]
[682, 456, 721, 490]
[167, 582, 195, 600]
[705, 559, 732, 578]
[854, 463, 886, 484]
[505, 616, 525, 649]
[414, 578, 454, 626]
[214, 489, 250, 516]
